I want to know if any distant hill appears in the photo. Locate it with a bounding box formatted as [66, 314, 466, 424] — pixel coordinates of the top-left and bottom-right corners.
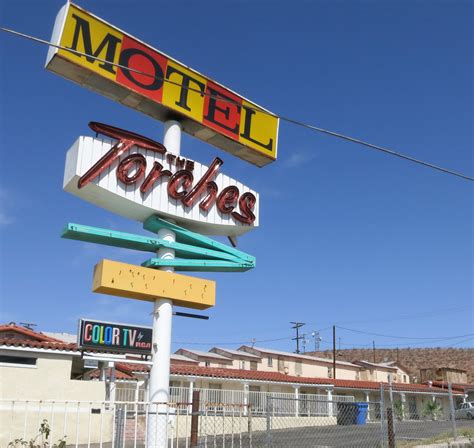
[307, 348, 474, 383]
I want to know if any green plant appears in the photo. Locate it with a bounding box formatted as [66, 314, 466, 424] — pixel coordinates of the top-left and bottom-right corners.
[421, 400, 443, 421]
[8, 419, 67, 448]
[393, 399, 404, 420]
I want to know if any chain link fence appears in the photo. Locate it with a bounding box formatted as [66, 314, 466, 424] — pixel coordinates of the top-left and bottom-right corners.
[3, 385, 473, 447]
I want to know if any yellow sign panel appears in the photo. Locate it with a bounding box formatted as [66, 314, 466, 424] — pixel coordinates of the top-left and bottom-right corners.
[162, 61, 207, 123]
[92, 259, 215, 310]
[46, 3, 279, 167]
[58, 5, 123, 81]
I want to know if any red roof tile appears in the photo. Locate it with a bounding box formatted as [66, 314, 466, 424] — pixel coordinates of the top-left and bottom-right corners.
[89, 368, 135, 380]
[118, 362, 150, 373]
[0, 337, 77, 352]
[169, 365, 459, 394]
[431, 381, 474, 392]
[0, 324, 63, 342]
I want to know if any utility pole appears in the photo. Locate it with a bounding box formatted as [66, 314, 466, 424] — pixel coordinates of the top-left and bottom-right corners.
[291, 322, 305, 354]
[333, 325, 336, 380]
[311, 331, 322, 352]
[373, 340, 376, 363]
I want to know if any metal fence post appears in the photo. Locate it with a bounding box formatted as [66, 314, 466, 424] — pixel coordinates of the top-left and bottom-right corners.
[114, 407, 124, 448]
[380, 384, 387, 448]
[190, 390, 200, 448]
[387, 408, 395, 448]
[265, 394, 273, 448]
[448, 383, 457, 440]
[248, 404, 253, 447]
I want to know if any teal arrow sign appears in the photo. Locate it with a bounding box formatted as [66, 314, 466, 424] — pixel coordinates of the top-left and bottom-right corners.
[62, 218, 255, 272]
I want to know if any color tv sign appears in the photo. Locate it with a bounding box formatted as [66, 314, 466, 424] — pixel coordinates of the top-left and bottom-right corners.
[46, 3, 279, 167]
[77, 318, 152, 355]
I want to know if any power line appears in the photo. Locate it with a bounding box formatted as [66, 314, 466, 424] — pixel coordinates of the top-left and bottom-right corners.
[447, 337, 474, 347]
[1, 26, 473, 182]
[338, 336, 474, 348]
[306, 305, 472, 328]
[173, 328, 473, 348]
[171, 330, 474, 349]
[173, 335, 292, 346]
[317, 335, 473, 349]
[336, 326, 474, 341]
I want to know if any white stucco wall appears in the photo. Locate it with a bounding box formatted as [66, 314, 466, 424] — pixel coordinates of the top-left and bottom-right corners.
[0, 351, 105, 401]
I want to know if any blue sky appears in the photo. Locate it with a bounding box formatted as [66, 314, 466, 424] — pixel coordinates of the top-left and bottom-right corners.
[0, 0, 472, 354]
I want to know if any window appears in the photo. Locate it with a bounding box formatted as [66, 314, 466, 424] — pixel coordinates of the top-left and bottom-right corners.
[403, 375, 407, 383]
[205, 361, 211, 367]
[268, 357, 273, 367]
[295, 361, 302, 375]
[250, 361, 258, 371]
[0, 355, 37, 367]
[328, 367, 333, 378]
[240, 360, 246, 370]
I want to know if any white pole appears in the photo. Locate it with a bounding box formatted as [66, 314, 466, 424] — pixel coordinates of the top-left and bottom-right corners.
[294, 386, 300, 417]
[327, 388, 333, 417]
[188, 379, 195, 414]
[147, 120, 182, 448]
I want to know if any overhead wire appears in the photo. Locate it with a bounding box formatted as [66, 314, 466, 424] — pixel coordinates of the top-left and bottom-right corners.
[173, 335, 293, 346]
[336, 326, 474, 340]
[172, 331, 473, 348]
[1, 26, 473, 182]
[308, 305, 472, 328]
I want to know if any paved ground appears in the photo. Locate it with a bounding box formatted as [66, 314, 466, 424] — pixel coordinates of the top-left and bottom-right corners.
[247, 419, 474, 447]
[83, 418, 474, 447]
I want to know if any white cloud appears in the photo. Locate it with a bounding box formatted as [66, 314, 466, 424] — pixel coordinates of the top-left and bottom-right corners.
[283, 152, 318, 168]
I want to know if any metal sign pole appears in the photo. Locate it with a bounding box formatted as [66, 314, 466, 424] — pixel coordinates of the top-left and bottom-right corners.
[147, 120, 182, 448]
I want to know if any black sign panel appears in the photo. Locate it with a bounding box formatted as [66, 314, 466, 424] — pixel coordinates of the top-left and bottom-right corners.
[78, 319, 152, 355]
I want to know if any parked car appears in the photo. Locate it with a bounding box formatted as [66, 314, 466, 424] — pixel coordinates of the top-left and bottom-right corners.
[455, 402, 474, 419]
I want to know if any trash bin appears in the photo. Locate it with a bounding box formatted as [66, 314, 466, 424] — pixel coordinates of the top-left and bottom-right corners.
[355, 402, 369, 425]
[337, 402, 357, 425]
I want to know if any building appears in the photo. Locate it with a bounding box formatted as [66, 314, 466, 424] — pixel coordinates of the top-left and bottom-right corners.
[420, 367, 468, 384]
[237, 346, 361, 379]
[354, 360, 411, 383]
[174, 348, 234, 368]
[209, 347, 262, 370]
[1, 322, 469, 446]
[0, 324, 106, 401]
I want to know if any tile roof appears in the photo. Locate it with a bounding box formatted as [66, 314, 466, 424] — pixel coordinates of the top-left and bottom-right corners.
[0, 324, 63, 342]
[210, 347, 261, 359]
[88, 367, 135, 380]
[239, 346, 359, 367]
[42, 332, 77, 343]
[0, 337, 77, 352]
[431, 381, 474, 392]
[176, 349, 233, 361]
[171, 354, 199, 364]
[169, 365, 459, 394]
[117, 362, 151, 373]
[354, 360, 398, 371]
